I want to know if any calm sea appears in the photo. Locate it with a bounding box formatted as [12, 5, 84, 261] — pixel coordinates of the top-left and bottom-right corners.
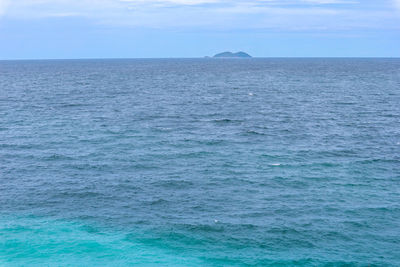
[0, 59, 399, 266]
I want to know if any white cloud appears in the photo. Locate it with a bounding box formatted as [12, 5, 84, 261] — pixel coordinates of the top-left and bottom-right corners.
[0, 0, 399, 30]
[0, 0, 352, 18]
[0, 0, 10, 16]
[301, 0, 357, 4]
[121, 0, 220, 5]
[395, 0, 400, 9]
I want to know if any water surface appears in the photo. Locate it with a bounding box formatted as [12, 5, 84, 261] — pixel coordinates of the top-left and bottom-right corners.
[0, 58, 399, 266]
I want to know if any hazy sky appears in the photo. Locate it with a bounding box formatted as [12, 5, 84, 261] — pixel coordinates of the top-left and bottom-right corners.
[0, 0, 399, 58]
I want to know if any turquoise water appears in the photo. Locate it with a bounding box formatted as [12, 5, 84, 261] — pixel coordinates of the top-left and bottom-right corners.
[0, 59, 399, 266]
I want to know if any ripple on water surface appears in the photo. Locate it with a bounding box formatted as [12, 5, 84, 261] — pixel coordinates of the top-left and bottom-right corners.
[0, 59, 400, 266]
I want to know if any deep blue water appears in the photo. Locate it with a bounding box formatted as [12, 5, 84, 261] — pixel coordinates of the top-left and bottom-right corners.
[0, 58, 399, 266]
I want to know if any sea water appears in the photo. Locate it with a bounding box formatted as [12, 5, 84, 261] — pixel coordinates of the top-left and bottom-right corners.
[0, 58, 399, 266]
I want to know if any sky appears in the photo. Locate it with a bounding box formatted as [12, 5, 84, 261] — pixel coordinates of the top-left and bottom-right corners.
[0, 0, 399, 58]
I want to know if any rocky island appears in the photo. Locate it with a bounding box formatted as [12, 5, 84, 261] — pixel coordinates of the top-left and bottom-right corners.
[213, 51, 252, 58]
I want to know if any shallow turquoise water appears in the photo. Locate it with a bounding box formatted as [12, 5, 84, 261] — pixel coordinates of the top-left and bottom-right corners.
[0, 59, 399, 266]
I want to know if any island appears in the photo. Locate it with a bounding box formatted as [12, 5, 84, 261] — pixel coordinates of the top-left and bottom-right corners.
[213, 51, 252, 58]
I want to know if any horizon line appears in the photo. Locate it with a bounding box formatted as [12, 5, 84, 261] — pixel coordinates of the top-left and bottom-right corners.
[1, 56, 400, 61]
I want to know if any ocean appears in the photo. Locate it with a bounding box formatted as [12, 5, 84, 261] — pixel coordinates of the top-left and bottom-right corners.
[0, 58, 399, 266]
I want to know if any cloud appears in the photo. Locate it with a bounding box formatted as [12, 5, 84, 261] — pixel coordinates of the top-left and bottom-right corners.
[395, 0, 400, 9]
[0, 0, 355, 18]
[0, 0, 10, 16]
[121, 0, 220, 5]
[301, 0, 357, 4]
[0, 0, 399, 31]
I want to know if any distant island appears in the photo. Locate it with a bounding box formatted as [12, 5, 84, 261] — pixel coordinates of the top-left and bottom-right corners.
[212, 51, 252, 58]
